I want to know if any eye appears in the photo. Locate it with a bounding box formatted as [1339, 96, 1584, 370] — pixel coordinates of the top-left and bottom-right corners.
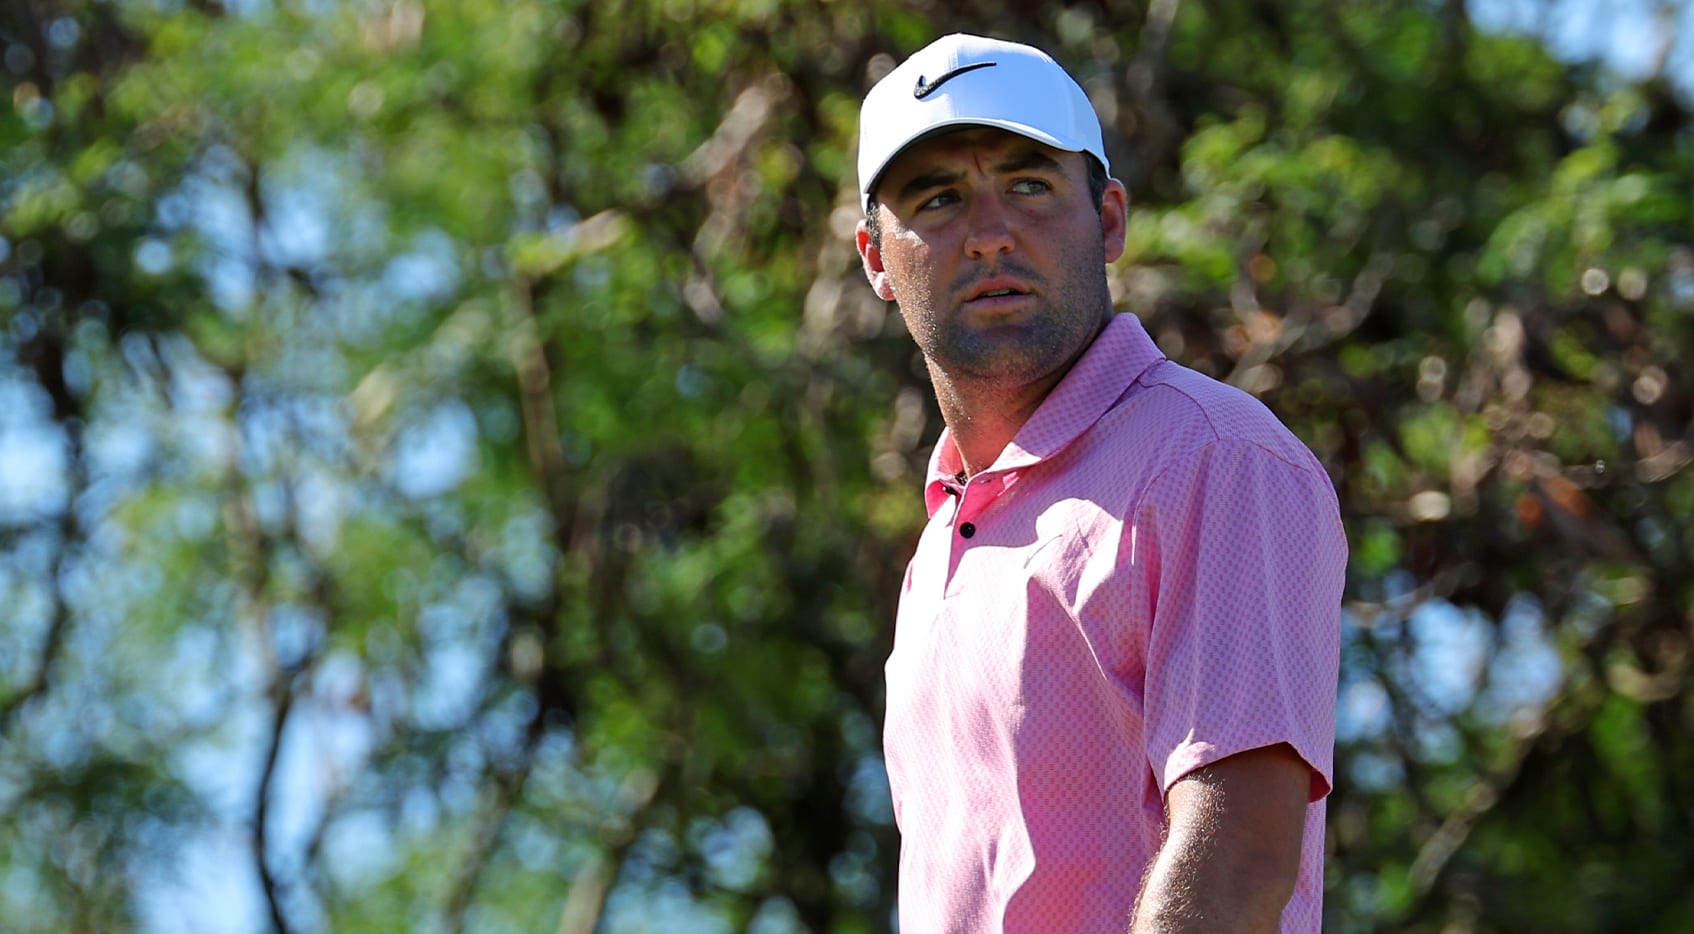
[1010, 178, 1052, 195]
[919, 190, 961, 211]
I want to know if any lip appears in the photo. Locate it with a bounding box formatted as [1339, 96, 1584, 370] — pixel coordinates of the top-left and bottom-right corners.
[963, 277, 1033, 304]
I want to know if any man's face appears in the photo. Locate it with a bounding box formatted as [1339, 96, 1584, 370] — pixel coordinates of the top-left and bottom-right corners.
[856, 127, 1127, 391]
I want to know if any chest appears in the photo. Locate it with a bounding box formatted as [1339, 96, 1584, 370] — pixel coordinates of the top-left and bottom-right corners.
[889, 488, 1148, 722]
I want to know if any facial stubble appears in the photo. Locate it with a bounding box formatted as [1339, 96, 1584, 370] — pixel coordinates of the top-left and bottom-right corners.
[905, 246, 1113, 392]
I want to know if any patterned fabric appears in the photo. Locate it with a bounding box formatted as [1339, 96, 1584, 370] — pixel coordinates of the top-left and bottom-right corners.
[886, 312, 1346, 933]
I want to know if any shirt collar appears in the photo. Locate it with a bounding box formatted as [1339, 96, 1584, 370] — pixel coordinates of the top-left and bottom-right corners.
[922, 313, 1166, 515]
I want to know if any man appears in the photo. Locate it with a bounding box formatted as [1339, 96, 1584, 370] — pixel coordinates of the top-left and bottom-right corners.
[853, 34, 1347, 932]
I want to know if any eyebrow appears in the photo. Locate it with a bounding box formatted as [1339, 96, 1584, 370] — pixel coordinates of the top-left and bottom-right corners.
[894, 168, 963, 204]
[991, 148, 1064, 175]
[891, 146, 1066, 204]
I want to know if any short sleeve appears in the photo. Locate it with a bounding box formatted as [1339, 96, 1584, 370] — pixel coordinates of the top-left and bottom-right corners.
[1136, 440, 1346, 802]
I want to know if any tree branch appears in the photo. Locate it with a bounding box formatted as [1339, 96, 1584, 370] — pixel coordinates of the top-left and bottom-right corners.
[1402, 580, 1622, 911]
[0, 519, 74, 731]
[0, 327, 87, 733]
[552, 769, 662, 934]
[440, 741, 538, 934]
[254, 670, 296, 934]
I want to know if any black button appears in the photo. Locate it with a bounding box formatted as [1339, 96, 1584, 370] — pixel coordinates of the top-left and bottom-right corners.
[959, 522, 975, 538]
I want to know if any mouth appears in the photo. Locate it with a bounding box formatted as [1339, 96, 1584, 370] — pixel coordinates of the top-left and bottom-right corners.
[964, 279, 1032, 304]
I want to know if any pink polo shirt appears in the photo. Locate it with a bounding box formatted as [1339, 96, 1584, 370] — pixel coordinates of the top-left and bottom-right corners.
[885, 313, 1345, 933]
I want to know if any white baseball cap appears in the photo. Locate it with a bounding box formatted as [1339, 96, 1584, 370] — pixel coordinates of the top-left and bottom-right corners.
[857, 34, 1109, 212]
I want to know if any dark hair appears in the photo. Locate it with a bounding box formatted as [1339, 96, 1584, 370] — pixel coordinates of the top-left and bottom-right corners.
[865, 154, 1109, 248]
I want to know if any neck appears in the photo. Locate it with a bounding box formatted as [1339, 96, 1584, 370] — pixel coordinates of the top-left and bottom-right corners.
[927, 309, 1114, 477]
[931, 365, 1067, 478]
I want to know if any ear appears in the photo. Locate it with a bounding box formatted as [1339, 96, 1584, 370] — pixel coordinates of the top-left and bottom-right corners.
[855, 217, 898, 302]
[1100, 177, 1129, 265]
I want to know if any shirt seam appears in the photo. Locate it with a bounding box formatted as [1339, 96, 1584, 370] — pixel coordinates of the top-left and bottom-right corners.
[1135, 368, 1326, 481]
[1121, 386, 1335, 574]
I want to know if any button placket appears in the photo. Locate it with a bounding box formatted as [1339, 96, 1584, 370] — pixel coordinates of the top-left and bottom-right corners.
[953, 473, 1004, 541]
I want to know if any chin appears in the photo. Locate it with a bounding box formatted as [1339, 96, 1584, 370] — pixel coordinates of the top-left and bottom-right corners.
[948, 344, 1070, 384]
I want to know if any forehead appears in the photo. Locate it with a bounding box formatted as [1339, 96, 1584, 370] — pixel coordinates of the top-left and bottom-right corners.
[879, 127, 1081, 186]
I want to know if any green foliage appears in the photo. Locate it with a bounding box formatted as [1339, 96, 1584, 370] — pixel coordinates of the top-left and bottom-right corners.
[4, 1, 1694, 932]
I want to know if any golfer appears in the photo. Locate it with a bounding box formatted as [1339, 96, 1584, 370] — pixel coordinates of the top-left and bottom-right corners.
[854, 34, 1346, 932]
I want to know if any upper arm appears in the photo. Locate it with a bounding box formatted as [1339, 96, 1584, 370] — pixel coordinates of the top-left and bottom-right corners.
[1166, 742, 1310, 868]
[1135, 743, 1312, 932]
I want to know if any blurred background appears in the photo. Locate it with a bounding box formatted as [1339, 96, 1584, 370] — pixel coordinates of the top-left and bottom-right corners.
[3, 0, 1693, 931]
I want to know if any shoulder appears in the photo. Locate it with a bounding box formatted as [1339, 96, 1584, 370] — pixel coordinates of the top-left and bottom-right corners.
[1109, 360, 1327, 481]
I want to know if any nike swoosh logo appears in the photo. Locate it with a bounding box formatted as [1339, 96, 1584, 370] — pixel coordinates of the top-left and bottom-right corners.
[913, 61, 996, 99]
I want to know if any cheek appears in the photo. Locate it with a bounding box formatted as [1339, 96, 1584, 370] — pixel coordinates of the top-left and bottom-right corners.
[883, 245, 936, 297]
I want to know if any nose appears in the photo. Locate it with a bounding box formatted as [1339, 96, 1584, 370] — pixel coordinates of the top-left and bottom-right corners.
[963, 192, 1015, 259]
